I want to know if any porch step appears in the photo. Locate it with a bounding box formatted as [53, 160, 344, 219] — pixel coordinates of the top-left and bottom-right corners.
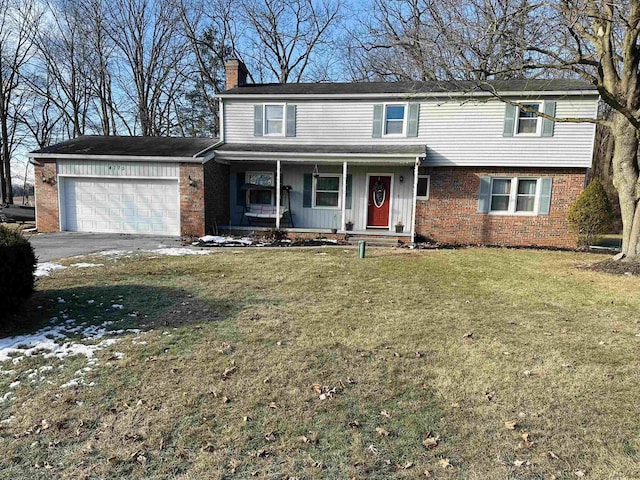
[345, 235, 407, 247]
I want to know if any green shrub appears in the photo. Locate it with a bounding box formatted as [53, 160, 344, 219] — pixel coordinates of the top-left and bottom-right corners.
[568, 178, 613, 246]
[0, 226, 37, 316]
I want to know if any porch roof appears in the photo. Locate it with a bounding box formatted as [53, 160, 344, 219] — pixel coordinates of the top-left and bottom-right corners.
[214, 143, 424, 164]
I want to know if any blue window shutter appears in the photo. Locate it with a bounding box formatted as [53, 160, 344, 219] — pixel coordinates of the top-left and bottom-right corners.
[539, 178, 553, 215]
[303, 174, 312, 208]
[407, 103, 419, 137]
[286, 104, 296, 137]
[541, 101, 556, 137]
[236, 172, 246, 206]
[503, 104, 517, 137]
[346, 174, 353, 209]
[254, 105, 263, 136]
[372, 104, 383, 137]
[478, 176, 492, 213]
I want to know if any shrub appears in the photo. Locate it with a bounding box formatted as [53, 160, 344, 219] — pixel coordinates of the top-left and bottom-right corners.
[568, 178, 613, 246]
[0, 226, 37, 316]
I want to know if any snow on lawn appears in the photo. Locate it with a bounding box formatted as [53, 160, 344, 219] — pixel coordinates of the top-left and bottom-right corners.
[197, 235, 253, 247]
[70, 262, 104, 268]
[35, 262, 67, 277]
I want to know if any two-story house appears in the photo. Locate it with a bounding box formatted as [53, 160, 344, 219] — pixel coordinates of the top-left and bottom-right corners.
[216, 60, 598, 247]
[29, 59, 598, 248]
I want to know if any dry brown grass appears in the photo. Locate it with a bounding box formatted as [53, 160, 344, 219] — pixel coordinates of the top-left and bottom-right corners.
[1, 247, 639, 479]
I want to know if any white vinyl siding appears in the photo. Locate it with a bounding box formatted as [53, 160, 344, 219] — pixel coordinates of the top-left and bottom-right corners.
[224, 97, 597, 168]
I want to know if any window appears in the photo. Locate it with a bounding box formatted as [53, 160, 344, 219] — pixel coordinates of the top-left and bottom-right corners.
[264, 105, 284, 135]
[385, 105, 406, 135]
[313, 175, 341, 208]
[490, 177, 540, 214]
[417, 175, 430, 199]
[246, 171, 274, 205]
[516, 103, 541, 135]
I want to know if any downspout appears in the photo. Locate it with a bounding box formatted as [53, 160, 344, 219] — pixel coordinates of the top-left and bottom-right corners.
[341, 161, 347, 231]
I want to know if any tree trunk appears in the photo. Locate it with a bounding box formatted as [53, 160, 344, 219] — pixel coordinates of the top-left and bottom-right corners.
[611, 112, 640, 260]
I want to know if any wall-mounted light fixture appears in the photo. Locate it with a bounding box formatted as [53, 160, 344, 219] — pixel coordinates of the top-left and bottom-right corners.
[399, 175, 404, 183]
[188, 175, 198, 188]
[41, 172, 56, 186]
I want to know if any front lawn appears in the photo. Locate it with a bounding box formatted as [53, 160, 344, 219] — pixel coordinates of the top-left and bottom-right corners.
[1, 247, 639, 479]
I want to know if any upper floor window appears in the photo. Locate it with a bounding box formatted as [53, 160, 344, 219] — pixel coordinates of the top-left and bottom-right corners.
[254, 104, 296, 137]
[516, 103, 541, 135]
[385, 105, 406, 135]
[264, 105, 284, 135]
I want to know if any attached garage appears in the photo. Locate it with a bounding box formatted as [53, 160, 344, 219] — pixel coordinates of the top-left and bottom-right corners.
[30, 136, 230, 237]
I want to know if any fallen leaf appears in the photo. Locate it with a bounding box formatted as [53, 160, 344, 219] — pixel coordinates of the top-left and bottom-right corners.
[504, 421, 517, 430]
[396, 462, 414, 470]
[375, 427, 389, 437]
[348, 420, 360, 428]
[299, 435, 309, 443]
[201, 443, 215, 453]
[263, 377, 270, 384]
[243, 416, 250, 422]
[514, 459, 525, 467]
[422, 435, 440, 449]
[485, 391, 495, 401]
[221, 396, 230, 404]
[548, 451, 560, 460]
[221, 366, 236, 380]
[574, 470, 585, 477]
[264, 432, 276, 442]
[439, 458, 451, 469]
[268, 402, 277, 409]
[423, 469, 431, 477]
[228, 459, 239, 474]
[367, 444, 378, 455]
[463, 332, 473, 338]
[380, 410, 391, 418]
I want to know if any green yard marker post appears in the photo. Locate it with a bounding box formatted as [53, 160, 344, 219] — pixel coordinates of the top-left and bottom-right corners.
[358, 240, 366, 258]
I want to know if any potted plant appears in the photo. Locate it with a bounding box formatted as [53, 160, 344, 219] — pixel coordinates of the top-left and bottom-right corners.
[395, 219, 404, 233]
[345, 220, 354, 231]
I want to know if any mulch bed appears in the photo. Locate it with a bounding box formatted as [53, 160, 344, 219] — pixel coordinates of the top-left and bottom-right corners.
[583, 258, 640, 276]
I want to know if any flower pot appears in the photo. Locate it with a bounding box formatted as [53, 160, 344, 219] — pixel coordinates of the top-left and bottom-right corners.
[395, 225, 404, 233]
[345, 223, 353, 231]
[331, 228, 338, 234]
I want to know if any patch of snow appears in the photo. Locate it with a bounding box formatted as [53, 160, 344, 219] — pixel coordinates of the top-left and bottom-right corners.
[60, 379, 79, 389]
[0, 392, 13, 403]
[87, 300, 95, 304]
[8, 381, 19, 389]
[198, 235, 253, 246]
[35, 263, 67, 277]
[71, 263, 104, 268]
[0, 415, 15, 424]
[151, 247, 211, 256]
[110, 304, 124, 310]
[98, 250, 132, 256]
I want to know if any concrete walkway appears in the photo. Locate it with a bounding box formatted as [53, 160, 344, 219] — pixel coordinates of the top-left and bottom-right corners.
[29, 232, 182, 262]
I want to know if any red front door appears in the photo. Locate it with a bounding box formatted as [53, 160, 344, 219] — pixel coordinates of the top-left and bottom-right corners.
[367, 175, 391, 227]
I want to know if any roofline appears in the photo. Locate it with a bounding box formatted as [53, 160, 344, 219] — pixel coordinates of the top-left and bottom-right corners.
[194, 139, 224, 162]
[217, 90, 599, 100]
[28, 153, 207, 163]
[215, 150, 421, 162]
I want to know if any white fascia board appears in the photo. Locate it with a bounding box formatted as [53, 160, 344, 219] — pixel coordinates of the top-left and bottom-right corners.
[217, 91, 599, 101]
[216, 151, 417, 165]
[28, 153, 206, 163]
[194, 140, 224, 163]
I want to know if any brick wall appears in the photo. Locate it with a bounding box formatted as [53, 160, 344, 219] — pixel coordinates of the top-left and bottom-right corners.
[204, 160, 230, 234]
[416, 167, 586, 248]
[180, 163, 205, 237]
[34, 160, 60, 232]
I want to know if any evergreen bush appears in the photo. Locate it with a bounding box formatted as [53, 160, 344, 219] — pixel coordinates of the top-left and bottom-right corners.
[568, 178, 613, 246]
[0, 226, 37, 316]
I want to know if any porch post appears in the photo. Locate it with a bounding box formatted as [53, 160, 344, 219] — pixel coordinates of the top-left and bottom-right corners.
[410, 158, 419, 243]
[341, 161, 347, 231]
[276, 160, 281, 230]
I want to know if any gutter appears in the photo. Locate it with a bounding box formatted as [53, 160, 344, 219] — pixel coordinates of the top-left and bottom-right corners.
[28, 153, 209, 164]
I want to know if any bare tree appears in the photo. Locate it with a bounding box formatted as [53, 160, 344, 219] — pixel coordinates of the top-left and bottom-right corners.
[349, 0, 535, 81]
[240, 0, 342, 83]
[0, 0, 39, 204]
[105, 0, 191, 136]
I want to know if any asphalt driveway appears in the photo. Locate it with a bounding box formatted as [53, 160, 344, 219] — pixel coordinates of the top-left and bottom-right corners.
[29, 232, 183, 262]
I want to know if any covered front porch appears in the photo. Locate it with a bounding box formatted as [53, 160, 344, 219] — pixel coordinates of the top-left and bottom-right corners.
[214, 145, 424, 240]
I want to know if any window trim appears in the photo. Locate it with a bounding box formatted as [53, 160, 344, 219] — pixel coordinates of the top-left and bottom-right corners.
[245, 171, 275, 206]
[514, 101, 543, 136]
[488, 177, 541, 215]
[312, 173, 342, 210]
[417, 175, 430, 200]
[383, 103, 407, 137]
[263, 104, 285, 136]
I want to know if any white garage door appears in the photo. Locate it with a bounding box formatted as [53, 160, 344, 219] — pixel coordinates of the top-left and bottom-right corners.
[61, 177, 180, 235]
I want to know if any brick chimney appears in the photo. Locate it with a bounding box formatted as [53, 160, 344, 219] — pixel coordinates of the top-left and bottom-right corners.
[225, 59, 249, 90]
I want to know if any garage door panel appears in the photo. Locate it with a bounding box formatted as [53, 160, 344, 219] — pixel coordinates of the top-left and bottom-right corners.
[62, 177, 180, 235]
